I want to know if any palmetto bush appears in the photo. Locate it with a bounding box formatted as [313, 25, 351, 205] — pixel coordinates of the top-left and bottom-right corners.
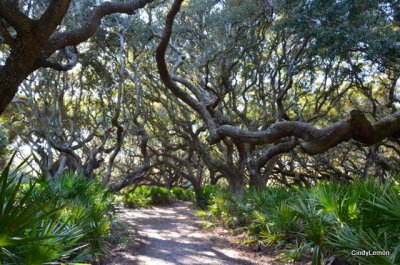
[245, 187, 296, 247]
[201, 176, 400, 265]
[326, 180, 400, 265]
[147, 186, 175, 205]
[11, 219, 87, 265]
[43, 172, 115, 262]
[206, 188, 248, 228]
[117, 186, 153, 208]
[0, 155, 86, 264]
[0, 156, 116, 264]
[170, 187, 195, 202]
[116, 185, 196, 208]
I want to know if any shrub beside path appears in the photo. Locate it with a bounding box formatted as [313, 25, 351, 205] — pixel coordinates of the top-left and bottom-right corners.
[107, 202, 287, 265]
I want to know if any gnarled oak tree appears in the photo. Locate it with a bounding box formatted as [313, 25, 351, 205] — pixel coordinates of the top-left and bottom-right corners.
[0, 0, 153, 114]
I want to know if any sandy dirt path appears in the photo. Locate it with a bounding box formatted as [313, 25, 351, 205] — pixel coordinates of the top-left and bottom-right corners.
[108, 202, 285, 265]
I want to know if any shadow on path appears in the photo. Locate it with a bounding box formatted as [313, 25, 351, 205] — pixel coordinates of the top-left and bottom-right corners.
[108, 202, 279, 265]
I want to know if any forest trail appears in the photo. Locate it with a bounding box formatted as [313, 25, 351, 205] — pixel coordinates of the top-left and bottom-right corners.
[107, 202, 282, 265]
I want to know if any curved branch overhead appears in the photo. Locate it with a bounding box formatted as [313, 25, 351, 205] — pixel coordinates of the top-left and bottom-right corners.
[256, 139, 299, 170]
[46, 0, 153, 52]
[216, 111, 400, 155]
[155, 0, 219, 142]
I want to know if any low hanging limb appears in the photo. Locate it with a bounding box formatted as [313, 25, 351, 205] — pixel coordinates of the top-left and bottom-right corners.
[216, 110, 400, 155]
[109, 130, 150, 192]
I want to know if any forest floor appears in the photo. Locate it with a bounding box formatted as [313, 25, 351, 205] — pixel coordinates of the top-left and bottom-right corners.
[106, 201, 306, 265]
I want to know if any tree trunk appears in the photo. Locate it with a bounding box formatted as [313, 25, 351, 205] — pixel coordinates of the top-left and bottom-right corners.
[0, 51, 38, 114]
[227, 173, 245, 200]
[210, 171, 223, 185]
[249, 156, 278, 190]
[192, 181, 206, 208]
[249, 172, 265, 190]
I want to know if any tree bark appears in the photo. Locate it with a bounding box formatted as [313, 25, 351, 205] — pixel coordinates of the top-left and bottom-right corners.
[227, 173, 245, 200]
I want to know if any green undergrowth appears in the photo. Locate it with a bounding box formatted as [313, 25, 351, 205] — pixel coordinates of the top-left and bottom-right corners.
[115, 185, 196, 208]
[197, 177, 400, 265]
[0, 155, 123, 265]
